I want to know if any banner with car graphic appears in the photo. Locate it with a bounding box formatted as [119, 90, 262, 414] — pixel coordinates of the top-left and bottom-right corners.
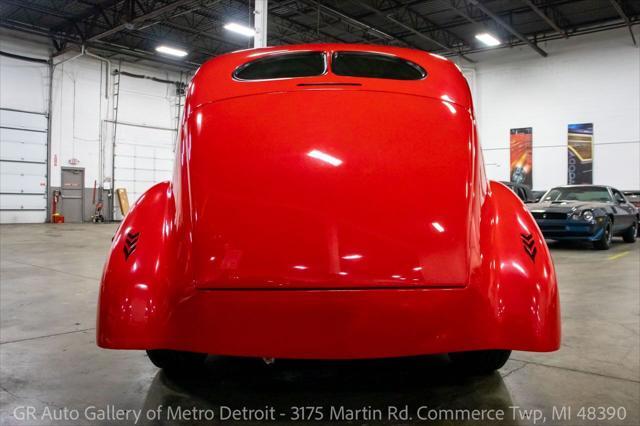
[510, 127, 533, 187]
[567, 123, 593, 184]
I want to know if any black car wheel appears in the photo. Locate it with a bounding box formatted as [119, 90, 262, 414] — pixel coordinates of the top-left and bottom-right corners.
[622, 221, 637, 243]
[146, 349, 207, 371]
[449, 350, 511, 375]
[594, 219, 612, 250]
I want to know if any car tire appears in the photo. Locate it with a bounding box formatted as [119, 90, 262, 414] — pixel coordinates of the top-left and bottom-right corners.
[622, 221, 637, 243]
[146, 349, 207, 371]
[593, 219, 612, 250]
[448, 350, 511, 374]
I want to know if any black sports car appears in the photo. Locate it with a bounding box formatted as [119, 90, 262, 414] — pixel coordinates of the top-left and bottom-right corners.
[501, 181, 536, 203]
[532, 190, 546, 203]
[527, 185, 638, 249]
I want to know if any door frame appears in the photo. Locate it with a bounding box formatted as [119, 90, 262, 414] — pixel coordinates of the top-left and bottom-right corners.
[61, 167, 85, 223]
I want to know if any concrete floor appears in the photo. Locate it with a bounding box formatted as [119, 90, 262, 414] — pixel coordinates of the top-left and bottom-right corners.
[0, 223, 638, 425]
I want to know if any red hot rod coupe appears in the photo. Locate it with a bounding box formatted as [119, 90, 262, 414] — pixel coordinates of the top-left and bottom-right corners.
[97, 44, 561, 373]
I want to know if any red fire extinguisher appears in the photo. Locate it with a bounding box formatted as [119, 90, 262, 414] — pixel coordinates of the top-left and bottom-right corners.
[52, 190, 64, 223]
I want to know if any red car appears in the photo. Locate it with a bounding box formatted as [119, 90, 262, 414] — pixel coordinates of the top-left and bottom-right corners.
[97, 44, 560, 374]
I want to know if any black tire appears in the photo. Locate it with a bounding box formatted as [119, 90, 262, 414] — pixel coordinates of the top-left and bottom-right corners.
[593, 219, 612, 250]
[146, 349, 207, 371]
[449, 350, 511, 375]
[622, 221, 637, 243]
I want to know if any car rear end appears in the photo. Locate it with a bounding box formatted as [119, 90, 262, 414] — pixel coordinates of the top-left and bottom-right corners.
[184, 46, 475, 293]
[98, 44, 560, 360]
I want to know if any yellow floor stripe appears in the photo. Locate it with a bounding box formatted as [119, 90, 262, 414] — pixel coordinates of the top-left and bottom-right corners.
[607, 251, 630, 261]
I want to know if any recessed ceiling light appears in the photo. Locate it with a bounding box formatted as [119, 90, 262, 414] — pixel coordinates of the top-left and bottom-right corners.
[155, 45, 188, 57]
[224, 23, 256, 37]
[475, 33, 501, 47]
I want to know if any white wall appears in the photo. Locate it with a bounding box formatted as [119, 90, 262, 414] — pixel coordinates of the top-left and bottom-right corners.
[1, 29, 188, 222]
[0, 35, 50, 112]
[0, 33, 51, 223]
[49, 51, 186, 190]
[472, 27, 640, 191]
[3, 27, 640, 222]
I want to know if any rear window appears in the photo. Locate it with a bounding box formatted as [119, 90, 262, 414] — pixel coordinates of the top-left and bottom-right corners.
[233, 52, 326, 80]
[331, 52, 426, 80]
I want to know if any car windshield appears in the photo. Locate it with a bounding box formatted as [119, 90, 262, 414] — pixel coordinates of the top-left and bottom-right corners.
[542, 187, 612, 203]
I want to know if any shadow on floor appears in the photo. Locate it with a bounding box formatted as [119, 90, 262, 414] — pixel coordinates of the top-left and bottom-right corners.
[141, 355, 516, 425]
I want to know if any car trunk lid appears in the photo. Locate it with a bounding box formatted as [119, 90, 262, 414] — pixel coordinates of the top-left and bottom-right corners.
[188, 90, 472, 289]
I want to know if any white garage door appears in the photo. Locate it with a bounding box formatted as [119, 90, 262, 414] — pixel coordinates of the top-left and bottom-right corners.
[112, 122, 175, 219]
[0, 108, 48, 223]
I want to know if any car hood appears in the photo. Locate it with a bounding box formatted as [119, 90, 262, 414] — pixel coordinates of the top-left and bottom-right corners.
[527, 201, 610, 213]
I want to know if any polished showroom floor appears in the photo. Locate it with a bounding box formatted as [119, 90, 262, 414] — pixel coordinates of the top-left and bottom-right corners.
[1, 224, 638, 425]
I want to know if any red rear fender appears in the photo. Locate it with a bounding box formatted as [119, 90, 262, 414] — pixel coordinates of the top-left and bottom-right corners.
[97, 182, 192, 348]
[472, 181, 561, 351]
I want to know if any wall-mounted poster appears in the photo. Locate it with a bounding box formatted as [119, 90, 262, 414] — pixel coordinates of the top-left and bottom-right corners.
[567, 123, 593, 184]
[510, 127, 533, 187]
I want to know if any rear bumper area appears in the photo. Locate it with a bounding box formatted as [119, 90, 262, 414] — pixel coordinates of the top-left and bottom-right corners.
[98, 287, 560, 359]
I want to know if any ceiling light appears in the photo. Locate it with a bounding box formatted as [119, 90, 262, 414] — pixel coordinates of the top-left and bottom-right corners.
[155, 45, 188, 57]
[224, 23, 256, 37]
[475, 33, 501, 47]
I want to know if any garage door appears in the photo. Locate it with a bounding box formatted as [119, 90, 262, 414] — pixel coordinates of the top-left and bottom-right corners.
[112, 122, 175, 220]
[0, 108, 48, 223]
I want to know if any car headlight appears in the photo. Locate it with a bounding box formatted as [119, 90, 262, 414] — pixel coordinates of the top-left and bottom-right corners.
[582, 210, 594, 221]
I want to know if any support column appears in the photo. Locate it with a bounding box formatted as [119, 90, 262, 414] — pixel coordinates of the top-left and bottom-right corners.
[254, 0, 268, 48]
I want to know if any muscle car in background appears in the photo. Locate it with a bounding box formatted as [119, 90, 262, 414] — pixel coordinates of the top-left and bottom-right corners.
[97, 44, 561, 374]
[527, 185, 638, 249]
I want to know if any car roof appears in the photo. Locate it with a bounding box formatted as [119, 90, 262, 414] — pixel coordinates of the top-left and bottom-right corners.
[185, 43, 472, 112]
[550, 185, 611, 189]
